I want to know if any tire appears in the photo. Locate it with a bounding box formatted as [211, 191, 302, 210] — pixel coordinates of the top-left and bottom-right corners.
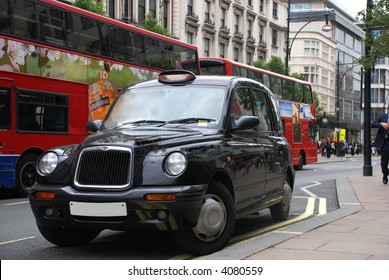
[270, 177, 292, 221]
[37, 224, 101, 247]
[173, 181, 235, 256]
[15, 153, 40, 197]
[294, 153, 304, 170]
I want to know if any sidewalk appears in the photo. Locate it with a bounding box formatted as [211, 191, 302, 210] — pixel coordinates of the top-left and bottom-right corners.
[203, 156, 389, 260]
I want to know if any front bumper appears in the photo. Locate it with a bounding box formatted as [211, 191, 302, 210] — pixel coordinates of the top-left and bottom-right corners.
[29, 183, 207, 231]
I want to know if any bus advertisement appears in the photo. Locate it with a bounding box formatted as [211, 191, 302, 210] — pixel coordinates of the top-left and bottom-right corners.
[200, 57, 318, 170]
[0, 0, 199, 196]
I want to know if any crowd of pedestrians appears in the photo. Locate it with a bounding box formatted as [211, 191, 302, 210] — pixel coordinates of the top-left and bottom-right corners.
[318, 138, 363, 159]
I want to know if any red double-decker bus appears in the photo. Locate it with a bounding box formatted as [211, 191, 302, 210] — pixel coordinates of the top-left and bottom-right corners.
[0, 0, 199, 196]
[200, 57, 317, 170]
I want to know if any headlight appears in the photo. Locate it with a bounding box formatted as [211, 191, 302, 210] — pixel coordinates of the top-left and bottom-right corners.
[164, 152, 187, 176]
[37, 152, 59, 175]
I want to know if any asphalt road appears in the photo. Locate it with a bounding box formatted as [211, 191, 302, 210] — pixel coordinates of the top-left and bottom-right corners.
[0, 157, 379, 260]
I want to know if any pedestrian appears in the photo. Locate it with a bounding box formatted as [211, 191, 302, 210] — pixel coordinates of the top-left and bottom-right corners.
[371, 112, 389, 184]
[343, 140, 349, 155]
[326, 140, 332, 159]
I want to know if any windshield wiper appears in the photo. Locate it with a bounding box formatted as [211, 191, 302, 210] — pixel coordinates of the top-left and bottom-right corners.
[167, 118, 217, 124]
[119, 120, 167, 127]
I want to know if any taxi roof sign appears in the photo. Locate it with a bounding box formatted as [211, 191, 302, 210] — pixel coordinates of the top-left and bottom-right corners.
[158, 70, 196, 84]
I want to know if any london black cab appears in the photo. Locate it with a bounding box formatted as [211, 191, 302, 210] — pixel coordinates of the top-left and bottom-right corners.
[29, 70, 295, 256]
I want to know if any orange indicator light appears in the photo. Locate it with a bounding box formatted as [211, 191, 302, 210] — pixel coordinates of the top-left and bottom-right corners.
[145, 193, 176, 201]
[34, 192, 55, 200]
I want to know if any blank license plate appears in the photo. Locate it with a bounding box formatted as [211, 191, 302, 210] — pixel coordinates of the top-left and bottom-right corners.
[69, 201, 127, 217]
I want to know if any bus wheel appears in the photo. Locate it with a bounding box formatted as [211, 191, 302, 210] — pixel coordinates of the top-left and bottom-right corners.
[37, 224, 101, 246]
[294, 153, 304, 170]
[173, 181, 235, 255]
[270, 177, 292, 221]
[15, 153, 39, 197]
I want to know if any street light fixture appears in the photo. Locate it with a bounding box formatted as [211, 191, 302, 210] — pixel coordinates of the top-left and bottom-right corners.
[285, 7, 332, 76]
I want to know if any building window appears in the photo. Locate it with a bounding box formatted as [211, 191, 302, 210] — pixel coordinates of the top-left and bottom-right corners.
[234, 47, 239, 61]
[205, 1, 210, 21]
[204, 38, 210, 56]
[108, 0, 114, 18]
[220, 7, 226, 27]
[247, 52, 253, 64]
[187, 31, 193, 44]
[304, 40, 319, 57]
[138, 0, 145, 23]
[259, 25, 264, 43]
[163, 0, 169, 28]
[273, 1, 278, 18]
[272, 29, 278, 46]
[259, 0, 264, 13]
[122, 0, 132, 22]
[336, 27, 345, 44]
[188, 0, 193, 15]
[345, 33, 354, 49]
[220, 43, 225, 58]
[149, 0, 156, 18]
[234, 14, 240, 34]
[247, 19, 253, 38]
[248, 0, 253, 7]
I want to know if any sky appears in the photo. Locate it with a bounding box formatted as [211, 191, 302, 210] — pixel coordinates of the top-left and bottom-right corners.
[333, 0, 367, 18]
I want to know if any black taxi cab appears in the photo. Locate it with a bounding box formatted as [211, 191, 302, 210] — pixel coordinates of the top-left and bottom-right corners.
[29, 70, 295, 256]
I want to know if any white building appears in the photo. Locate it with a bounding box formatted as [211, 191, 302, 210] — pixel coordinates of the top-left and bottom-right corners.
[289, 0, 365, 142]
[103, 0, 289, 64]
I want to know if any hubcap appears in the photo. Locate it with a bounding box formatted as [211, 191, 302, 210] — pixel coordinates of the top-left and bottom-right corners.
[193, 194, 226, 242]
[21, 162, 37, 190]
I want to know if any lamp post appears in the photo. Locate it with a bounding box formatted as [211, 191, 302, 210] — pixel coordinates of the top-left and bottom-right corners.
[363, 0, 373, 176]
[285, 7, 332, 76]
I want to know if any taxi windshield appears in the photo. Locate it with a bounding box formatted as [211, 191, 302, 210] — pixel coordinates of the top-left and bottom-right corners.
[103, 85, 227, 129]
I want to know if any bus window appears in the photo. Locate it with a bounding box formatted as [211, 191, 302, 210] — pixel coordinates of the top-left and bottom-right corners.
[66, 13, 109, 56]
[294, 82, 304, 103]
[304, 84, 313, 104]
[38, 6, 66, 45]
[17, 91, 68, 133]
[11, 0, 38, 40]
[0, 88, 11, 129]
[0, 0, 10, 33]
[270, 76, 282, 99]
[262, 73, 270, 89]
[283, 80, 294, 101]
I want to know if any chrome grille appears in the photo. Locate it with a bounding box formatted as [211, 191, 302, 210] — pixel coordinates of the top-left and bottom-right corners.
[75, 146, 133, 189]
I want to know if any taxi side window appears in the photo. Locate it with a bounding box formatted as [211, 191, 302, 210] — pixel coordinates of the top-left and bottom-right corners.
[231, 87, 254, 117]
[252, 88, 272, 132]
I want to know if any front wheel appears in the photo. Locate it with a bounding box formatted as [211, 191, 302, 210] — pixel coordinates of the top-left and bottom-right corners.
[15, 153, 40, 197]
[173, 181, 235, 256]
[37, 224, 101, 246]
[270, 177, 292, 221]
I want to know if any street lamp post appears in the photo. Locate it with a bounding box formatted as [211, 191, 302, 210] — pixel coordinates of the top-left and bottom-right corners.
[363, 0, 373, 176]
[285, 8, 332, 76]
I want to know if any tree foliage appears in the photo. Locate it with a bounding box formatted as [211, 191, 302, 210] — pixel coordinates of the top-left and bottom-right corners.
[73, 0, 105, 16]
[358, 0, 389, 70]
[141, 14, 173, 37]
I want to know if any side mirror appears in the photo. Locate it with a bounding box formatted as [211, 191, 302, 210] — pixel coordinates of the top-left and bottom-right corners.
[230, 115, 259, 131]
[86, 120, 103, 133]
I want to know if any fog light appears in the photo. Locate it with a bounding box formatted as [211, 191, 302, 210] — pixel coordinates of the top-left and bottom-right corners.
[43, 207, 54, 217]
[157, 210, 168, 221]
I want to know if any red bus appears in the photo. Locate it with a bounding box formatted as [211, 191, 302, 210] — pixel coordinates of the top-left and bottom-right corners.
[200, 57, 317, 170]
[0, 0, 199, 196]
